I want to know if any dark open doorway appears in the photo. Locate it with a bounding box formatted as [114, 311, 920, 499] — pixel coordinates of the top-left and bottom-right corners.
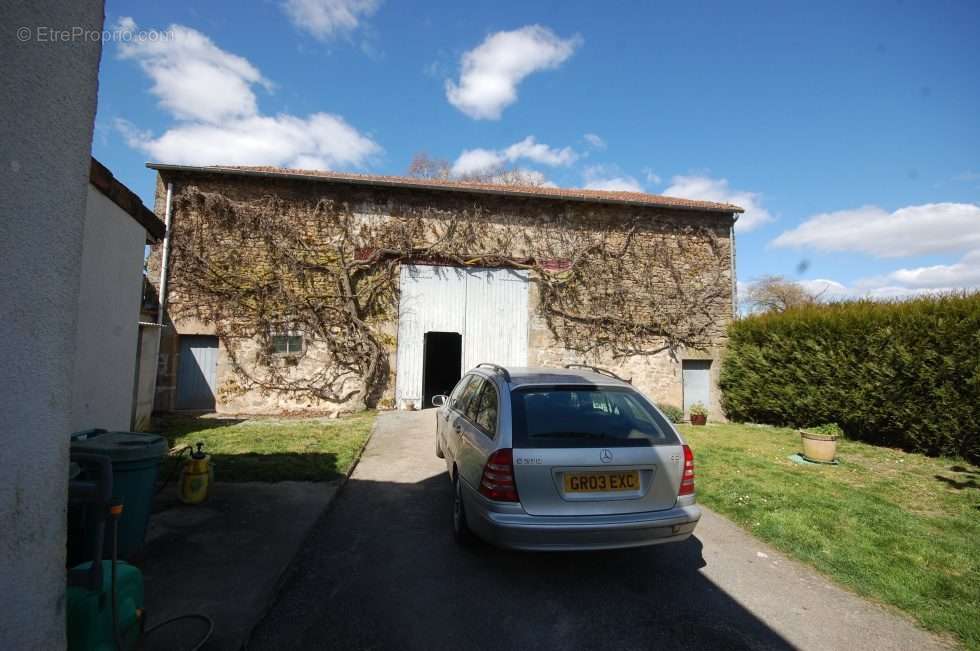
[422, 332, 462, 408]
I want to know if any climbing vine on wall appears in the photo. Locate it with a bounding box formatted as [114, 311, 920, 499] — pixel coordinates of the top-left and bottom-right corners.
[163, 186, 730, 408]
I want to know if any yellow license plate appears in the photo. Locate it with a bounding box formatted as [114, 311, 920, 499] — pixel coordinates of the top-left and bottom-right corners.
[563, 471, 640, 493]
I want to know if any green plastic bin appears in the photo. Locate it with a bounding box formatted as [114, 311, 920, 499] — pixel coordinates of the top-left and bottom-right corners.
[69, 429, 168, 562]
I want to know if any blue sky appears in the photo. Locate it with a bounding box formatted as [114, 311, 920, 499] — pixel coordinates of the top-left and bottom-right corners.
[93, 0, 980, 300]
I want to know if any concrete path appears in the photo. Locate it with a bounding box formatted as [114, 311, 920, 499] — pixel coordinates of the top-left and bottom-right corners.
[248, 410, 954, 651]
[144, 481, 338, 650]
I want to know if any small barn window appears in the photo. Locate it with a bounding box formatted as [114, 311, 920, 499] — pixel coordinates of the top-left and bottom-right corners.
[272, 334, 303, 355]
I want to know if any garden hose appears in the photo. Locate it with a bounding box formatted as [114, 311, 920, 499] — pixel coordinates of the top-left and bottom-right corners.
[155, 445, 191, 495]
[108, 461, 214, 651]
[144, 613, 215, 651]
[146, 444, 216, 650]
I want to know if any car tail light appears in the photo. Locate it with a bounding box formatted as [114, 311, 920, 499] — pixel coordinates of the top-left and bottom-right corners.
[679, 444, 695, 496]
[479, 448, 519, 502]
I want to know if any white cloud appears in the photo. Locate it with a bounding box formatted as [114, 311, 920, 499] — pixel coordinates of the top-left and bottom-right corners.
[583, 176, 645, 192]
[664, 175, 772, 231]
[795, 249, 980, 301]
[280, 0, 379, 40]
[863, 249, 980, 290]
[643, 168, 662, 185]
[582, 165, 644, 192]
[797, 278, 853, 300]
[118, 113, 380, 169]
[115, 20, 380, 169]
[114, 16, 137, 34]
[117, 21, 272, 124]
[504, 136, 577, 167]
[445, 25, 581, 120]
[583, 133, 606, 150]
[772, 203, 980, 257]
[451, 136, 577, 176]
[113, 118, 152, 148]
[452, 149, 505, 176]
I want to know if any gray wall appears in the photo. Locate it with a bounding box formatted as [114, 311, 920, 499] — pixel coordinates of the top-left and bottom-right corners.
[71, 187, 147, 432]
[0, 3, 105, 649]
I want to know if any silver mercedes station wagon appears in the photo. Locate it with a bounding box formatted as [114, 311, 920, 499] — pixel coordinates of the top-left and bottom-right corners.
[433, 364, 701, 551]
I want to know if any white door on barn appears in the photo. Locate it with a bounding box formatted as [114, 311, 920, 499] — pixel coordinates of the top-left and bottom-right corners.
[461, 268, 529, 372]
[395, 265, 529, 406]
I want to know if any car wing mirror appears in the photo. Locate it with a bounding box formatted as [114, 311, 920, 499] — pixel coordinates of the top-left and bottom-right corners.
[431, 394, 448, 407]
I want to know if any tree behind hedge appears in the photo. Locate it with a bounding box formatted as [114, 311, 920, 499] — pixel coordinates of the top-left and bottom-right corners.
[720, 292, 980, 461]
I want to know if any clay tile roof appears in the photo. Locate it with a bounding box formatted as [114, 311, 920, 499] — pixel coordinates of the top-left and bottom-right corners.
[146, 163, 744, 214]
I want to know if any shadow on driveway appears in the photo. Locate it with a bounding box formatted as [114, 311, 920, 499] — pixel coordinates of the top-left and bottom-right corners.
[248, 470, 793, 650]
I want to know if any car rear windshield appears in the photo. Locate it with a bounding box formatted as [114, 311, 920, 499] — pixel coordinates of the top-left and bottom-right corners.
[510, 385, 679, 448]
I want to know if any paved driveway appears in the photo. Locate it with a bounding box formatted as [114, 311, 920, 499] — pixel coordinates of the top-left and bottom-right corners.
[249, 410, 952, 651]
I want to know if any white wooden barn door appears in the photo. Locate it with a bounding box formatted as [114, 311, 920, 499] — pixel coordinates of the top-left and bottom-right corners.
[395, 265, 529, 405]
[461, 268, 529, 372]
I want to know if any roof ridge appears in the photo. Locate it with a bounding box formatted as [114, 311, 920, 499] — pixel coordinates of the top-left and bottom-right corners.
[145, 163, 744, 214]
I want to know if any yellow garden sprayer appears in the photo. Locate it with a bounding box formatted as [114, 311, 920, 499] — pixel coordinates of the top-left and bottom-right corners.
[178, 442, 213, 504]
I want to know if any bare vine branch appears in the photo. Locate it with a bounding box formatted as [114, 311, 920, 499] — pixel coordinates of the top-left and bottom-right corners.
[163, 186, 729, 407]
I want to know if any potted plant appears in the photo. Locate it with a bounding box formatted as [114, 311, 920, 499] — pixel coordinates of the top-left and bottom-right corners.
[800, 423, 842, 463]
[689, 402, 708, 426]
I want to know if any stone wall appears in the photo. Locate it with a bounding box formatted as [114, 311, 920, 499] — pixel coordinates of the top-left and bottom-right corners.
[527, 280, 728, 417]
[149, 170, 734, 419]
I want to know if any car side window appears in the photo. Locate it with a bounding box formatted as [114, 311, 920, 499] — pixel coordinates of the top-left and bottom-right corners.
[472, 381, 498, 437]
[456, 376, 482, 416]
[463, 377, 487, 423]
[449, 376, 471, 412]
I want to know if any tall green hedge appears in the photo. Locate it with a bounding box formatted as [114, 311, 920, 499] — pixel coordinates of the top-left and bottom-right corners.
[720, 293, 980, 461]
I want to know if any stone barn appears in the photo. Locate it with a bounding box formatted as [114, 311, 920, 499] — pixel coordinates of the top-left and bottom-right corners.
[147, 164, 742, 420]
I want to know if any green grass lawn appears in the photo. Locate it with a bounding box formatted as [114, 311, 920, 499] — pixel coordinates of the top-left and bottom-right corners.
[680, 422, 980, 650]
[154, 411, 376, 482]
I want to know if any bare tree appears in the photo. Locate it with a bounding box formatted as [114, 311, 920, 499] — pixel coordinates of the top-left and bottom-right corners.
[479, 168, 550, 187]
[746, 275, 819, 313]
[406, 151, 549, 187]
[406, 152, 452, 180]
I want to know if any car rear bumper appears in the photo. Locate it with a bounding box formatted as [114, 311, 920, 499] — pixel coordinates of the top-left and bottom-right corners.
[461, 481, 701, 551]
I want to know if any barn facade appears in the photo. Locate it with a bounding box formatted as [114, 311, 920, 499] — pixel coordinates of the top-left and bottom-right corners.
[147, 164, 742, 420]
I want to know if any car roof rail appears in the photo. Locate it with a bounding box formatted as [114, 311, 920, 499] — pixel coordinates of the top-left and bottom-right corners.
[564, 363, 631, 384]
[476, 363, 511, 382]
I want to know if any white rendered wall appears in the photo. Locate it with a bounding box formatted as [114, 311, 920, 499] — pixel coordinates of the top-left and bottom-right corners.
[70, 186, 146, 432]
[0, 2, 104, 648]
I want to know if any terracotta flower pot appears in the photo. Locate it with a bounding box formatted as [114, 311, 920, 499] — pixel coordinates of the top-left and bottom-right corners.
[690, 414, 707, 426]
[801, 430, 838, 463]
